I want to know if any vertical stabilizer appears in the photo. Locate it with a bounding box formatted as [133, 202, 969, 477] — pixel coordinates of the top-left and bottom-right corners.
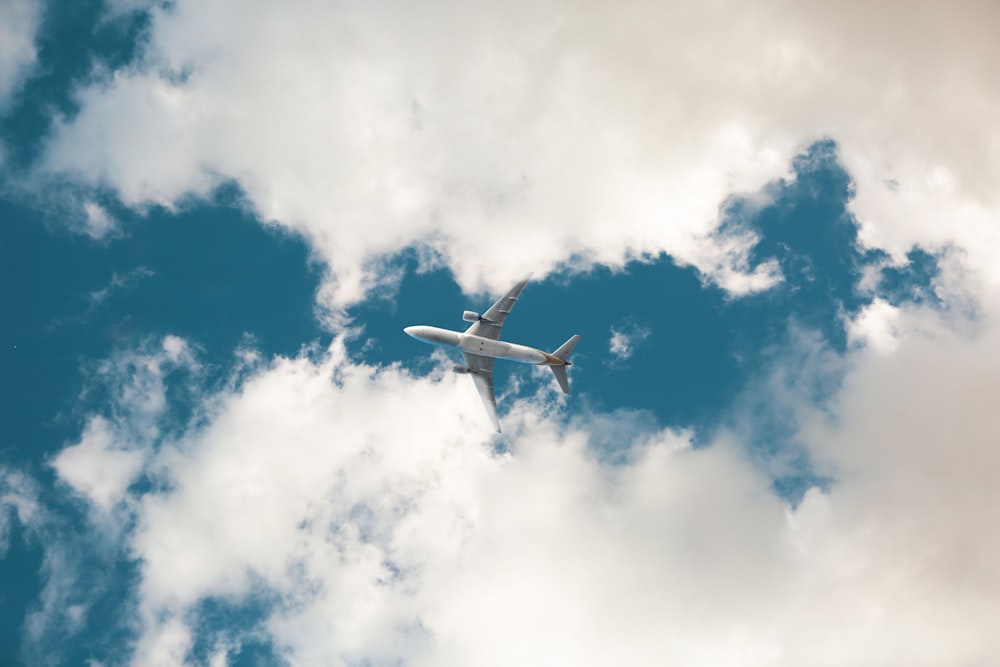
[552, 335, 580, 361]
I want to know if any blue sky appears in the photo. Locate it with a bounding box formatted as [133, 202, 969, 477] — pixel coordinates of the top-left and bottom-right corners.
[2, 2, 1000, 666]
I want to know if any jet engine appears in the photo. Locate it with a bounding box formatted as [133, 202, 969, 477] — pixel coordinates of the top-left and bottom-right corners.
[462, 310, 480, 322]
[452, 365, 471, 374]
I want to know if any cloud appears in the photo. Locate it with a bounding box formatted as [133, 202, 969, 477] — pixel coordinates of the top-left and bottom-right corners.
[52, 335, 197, 515]
[0, 468, 112, 666]
[608, 322, 651, 363]
[39, 0, 1000, 309]
[81, 201, 119, 239]
[129, 617, 192, 667]
[87, 266, 155, 308]
[0, 0, 41, 110]
[0, 336, 205, 664]
[846, 297, 901, 352]
[1, 467, 41, 556]
[52, 417, 147, 513]
[27, 301, 999, 665]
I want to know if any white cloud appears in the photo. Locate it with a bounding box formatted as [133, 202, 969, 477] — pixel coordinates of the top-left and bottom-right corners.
[88, 266, 155, 308]
[23, 549, 90, 646]
[608, 322, 651, 362]
[793, 313, 1000, 665]
[30, 307, 997, 665]
[82, 201, 119, 239]
[0, 337, 206, 665]
[129, 616, 193, 667]
[1, 467, 41, 555]
[0, 469, 105, 664]
[847, 297, 901, 352]
[609, 330, 631, 360]
[52, 336, 198, 515]
[36, 1, 1000, 309]
[161, 334, 190, 364]
[11, 0, 928, 302]
[0, 0, 41, 110]
[52, 417, 147, 513]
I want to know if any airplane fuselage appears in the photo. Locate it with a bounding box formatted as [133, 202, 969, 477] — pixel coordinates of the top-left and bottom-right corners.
[404, 326, 568, 366]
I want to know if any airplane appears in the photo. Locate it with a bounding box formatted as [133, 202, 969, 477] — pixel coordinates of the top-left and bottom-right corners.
[404, 276, 580, 432]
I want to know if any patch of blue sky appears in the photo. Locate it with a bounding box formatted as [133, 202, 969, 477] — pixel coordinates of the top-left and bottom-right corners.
[187, 593, 285, 667]
[877, 247, 941, 306]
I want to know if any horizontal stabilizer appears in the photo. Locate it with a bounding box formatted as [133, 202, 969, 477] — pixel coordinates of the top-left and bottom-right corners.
[551, 365, 570, 394]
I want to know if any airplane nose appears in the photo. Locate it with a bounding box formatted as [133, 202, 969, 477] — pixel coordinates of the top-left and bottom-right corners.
[403, 326, 419, 338]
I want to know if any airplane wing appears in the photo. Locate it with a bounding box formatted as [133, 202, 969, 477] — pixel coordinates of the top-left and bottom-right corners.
[463, 351, 500, 432]
[464, 275, 531, 341]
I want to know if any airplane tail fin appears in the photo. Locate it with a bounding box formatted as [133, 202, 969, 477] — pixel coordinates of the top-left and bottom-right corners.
[549, 335, 580, 394]
[552, 335, 580, 362]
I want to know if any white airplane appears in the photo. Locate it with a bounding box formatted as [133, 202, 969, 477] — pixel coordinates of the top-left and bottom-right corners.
[404, 276, 580, 432]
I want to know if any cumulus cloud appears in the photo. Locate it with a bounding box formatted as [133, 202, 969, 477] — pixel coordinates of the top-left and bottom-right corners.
[39, 0, 1000, 309]
[27, 303, 997, 665]
[0, 0, 41, 110]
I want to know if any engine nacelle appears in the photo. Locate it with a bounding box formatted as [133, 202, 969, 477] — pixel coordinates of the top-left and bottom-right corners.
[452, 365, 471, 374]
[462, 310, 480, 322]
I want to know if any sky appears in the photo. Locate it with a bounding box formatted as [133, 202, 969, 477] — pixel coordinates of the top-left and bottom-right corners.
[1, 1, 999, 665]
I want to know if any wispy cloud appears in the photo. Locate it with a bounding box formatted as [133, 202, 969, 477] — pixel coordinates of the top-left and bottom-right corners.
[608, 322, 651, 363]
[81, 201, 119, 239]
[53, 335, 197, 515]
[0, 468, 111, 666]
[0, 0, 42, 110]
[0, 467, 41, 556]
[87, 266, 155, 309]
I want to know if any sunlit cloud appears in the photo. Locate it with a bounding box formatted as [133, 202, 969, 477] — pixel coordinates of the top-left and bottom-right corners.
[37, 1, 1000, 309]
